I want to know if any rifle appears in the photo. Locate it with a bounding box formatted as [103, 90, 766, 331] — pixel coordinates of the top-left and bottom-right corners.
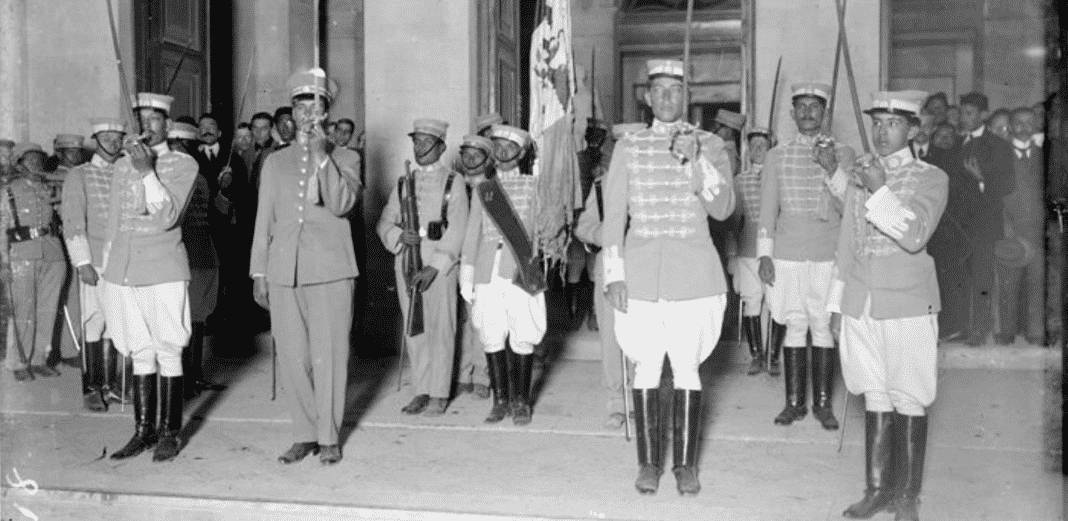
[400, 160, 425, 338]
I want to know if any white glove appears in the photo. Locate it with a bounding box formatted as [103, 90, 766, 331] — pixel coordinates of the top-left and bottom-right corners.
[698, 157, 723, 200]
[460, 265, 475, 302]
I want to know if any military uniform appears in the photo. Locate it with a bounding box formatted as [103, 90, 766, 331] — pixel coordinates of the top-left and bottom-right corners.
[574, 122, 644, 423]
[105, 93, 198, 463]
[461, 125, 545, 426]
[757, 82, 854, 429]
[829, 91, 947, 521]
[2, 143, 66, 378]
[733, 126, 772, 376]
[50, 134, 85, 363]
[251, 71, 361, 458]
[377, 118, 468, 414]
[602, 58, 735, 497]
[62, 118, 126, 408]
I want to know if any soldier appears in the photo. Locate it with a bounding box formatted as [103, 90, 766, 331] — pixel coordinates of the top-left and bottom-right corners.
[460, 124, 545, 427]
[62, 118, 129, 410]
[377, 118, 468, 416]
[0, 138, 15, 363]
[757, 82, 855, 430]
[827, 90, 947, 521]
[603, 59, 735, 496]
[732, 126, 774, 376]
[2, 143, 67, 381]
[567, 117, 609, 330]
[169, 122, 224, 397]
[575, 121, 645, 429]
[713, 109, 745, 175]
[453, 134, 496, 400]
[475, 113, 503, 138]
[50, 134, 86, 367]
[251, 69, 361, 466]
[105, 93, 199, 463]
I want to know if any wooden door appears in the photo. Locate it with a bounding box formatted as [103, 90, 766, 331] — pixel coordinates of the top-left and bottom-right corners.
[135, 0, 209, 120]
[476, 0, 522, 127]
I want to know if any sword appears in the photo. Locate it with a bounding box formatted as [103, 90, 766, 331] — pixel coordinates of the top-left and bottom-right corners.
[834, 0, 871, 154]
[271, 337, 277, 401]
[621, 356, 632, 441]
[767, 57, 783, 133]
[681, 0, 696, 121]
[838, 390, 850, 454]
[164, 36, 198, 95]
[824, 0, 847, 134]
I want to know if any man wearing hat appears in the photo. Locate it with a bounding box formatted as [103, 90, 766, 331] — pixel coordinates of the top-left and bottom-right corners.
[572, 122, 644, 429]
[453, 134, 496, 400]
[567, 117, 610, 330]
[957, 91, 1015, 346]
[377, 118, 468, 416]
[995, 106, 1046, 345]
[0, 138, 13, 361]
[602, 59, 735, 496]
[475, 113, 504, 138]
[251, 69, 361, 466]
[48, 134, 88, 371]
[104, 92, 199, 463]
[757, 81, 855, 430]
[1, 143, 67, 381]
[461, 123, 544, 427]
[713, 109, 745, 174]
[168, 122, 224, 397]
[732, 126, 774, 376]
[62, 118, 130, 410]
[826, 90, 947, 521]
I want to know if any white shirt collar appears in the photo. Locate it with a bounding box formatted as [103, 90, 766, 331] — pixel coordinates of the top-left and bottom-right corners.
[968, 125, 985, 139]
[200, 142, 220, 155]
[91, 154, 111, 168]
[1031, 133, 1045, 148]
[913, 141, 929, 154]
[498, 167, 521, 179]
[1011, 137, 1032, 150]
[879, 146, 916, 170]
[152, 142, 171, 156]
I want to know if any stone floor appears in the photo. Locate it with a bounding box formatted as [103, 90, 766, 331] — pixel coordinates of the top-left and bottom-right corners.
[0, 328, 1062, 520]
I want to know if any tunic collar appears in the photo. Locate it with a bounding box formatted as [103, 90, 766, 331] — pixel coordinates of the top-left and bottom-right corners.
[794, 133, 818, 146]
[498, 167, 521, 179]
[91, 154, 112, 168]
[152, 142, 171, 156]
[878, 146, 915, 170]
[651, 119, 689, 135]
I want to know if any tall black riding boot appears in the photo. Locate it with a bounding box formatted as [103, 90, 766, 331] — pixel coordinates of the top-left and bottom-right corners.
[843, 411, 896, 518]
[672, 389, 703, 496]
[511, 352, 534, 426]
[484, 351, 511, 423]
[767, 321, 786, 376]
[100, 339, 120, 403]
[811, 347, 840, 430]
[190, 322, 226, 395]
[632, 388, 662, 495]
[773, 347, 807, 425]
[892, 414, 928, 521]
[743, 316, 765, 376]
[110, 374, 158, 460]
[81, 341, 107, 412]
[154, 376, 184, 462]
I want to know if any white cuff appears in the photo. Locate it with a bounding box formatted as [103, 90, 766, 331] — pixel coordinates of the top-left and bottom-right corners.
[757, 234, 774, 258]
[460, 264, 475, 301]
[825, 167, 850, 199]
[864, 186, 916, 240]
[142, 174, 169, 210]
[826, 278, 845, 314]
[65, 235, 92, 268]
[603, 245, 625, 290]
[385, 228, 403, 254]
[251, 273, 266, 279]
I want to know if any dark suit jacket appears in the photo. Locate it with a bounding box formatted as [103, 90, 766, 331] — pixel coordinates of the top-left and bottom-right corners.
[960, 129, 1015, 242]
[198, 142, 247, 228]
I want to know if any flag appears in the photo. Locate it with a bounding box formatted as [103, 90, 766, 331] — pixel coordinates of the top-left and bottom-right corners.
[529, 0, 582, 266]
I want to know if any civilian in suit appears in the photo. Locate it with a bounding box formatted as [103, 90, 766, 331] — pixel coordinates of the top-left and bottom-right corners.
[827, 91, 947, 521]
[105, 93, 199, 463]
[995, 107, 1046, 345]
[958, 92, 1015, 346]
[251, 70, 361, 466]
[922, 121, 978, 340]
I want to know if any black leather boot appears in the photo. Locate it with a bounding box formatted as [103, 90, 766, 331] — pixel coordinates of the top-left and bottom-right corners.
[182, 334, 199, 400]
[743, 316, 765, 376]
[511, 352, 534, 426]
[100, 339, 126, 405]
[843, 411, 896, 518]
[632, 388, 662, 494]
[892, 414, 928, 521]
[484, 351, 510, 423]
[672, 389, 702, 496]
[767, 321, 786, 376]
[81, 341, 107, 412]
[811, 347, 840, 430]
[154, 376, 183, 462]
[110, 374, 158, 460]
[188, 322, 226, 396]
[774, 347, 807, 425]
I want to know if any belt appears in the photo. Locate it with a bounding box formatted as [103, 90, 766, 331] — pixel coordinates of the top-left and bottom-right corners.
[7, 226, 52, 243]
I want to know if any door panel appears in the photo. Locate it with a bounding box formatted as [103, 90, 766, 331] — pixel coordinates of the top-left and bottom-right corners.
[136, 0, 209, 119]
[476, 0, 521, 126]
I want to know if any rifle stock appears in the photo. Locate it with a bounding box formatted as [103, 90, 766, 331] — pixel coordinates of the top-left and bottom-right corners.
[401, 160, 425, 337]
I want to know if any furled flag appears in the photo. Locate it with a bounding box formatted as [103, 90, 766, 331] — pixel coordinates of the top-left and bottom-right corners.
[529, 0, 582, 266]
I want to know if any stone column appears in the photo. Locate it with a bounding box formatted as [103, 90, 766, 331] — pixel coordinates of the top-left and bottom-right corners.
[0, 0, 28, 141]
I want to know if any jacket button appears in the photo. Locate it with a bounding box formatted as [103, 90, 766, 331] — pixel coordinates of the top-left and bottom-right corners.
[298, 192, 304, 199]
[297, 205, 304, 211]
